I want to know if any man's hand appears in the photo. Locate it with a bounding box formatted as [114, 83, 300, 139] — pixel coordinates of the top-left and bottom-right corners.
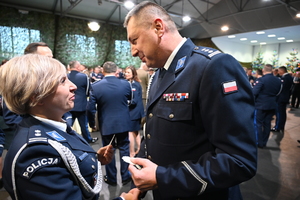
[120, 188, 141, 200]
[128, 158, 158, 192]
[97, 145, 114, 165]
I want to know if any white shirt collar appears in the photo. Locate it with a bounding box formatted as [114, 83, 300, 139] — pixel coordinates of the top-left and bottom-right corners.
[31, 115, 67, 132]
[163, 37, 187, 71]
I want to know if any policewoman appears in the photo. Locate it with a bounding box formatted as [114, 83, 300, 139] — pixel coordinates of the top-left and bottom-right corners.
[0, 54, 137, 200]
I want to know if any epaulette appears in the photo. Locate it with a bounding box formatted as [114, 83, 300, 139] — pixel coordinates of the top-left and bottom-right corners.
[192, 46, 222, 59]
[27, 126, 49, 145]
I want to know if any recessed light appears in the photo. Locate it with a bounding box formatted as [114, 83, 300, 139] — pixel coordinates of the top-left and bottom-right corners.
[260, 42, 267, 45]
[251, 40, 258, 43]
[296, 13, 300, 18]
[286, 40, 293, 42]
[256, 31, 265, 34]
[278, 37, 285, 40]
[240, 38, 247, 41]
[124, 1, 135, 9]
[228, 35, 236, 38]
[182, 16, 191, 22]
[221, 26, 229, 31]
[268, 34, 276, 37]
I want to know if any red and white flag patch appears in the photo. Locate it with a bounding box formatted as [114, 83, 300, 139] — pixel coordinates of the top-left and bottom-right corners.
[222, 80, 238, 94]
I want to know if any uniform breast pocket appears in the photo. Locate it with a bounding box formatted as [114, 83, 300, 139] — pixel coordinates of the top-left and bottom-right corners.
[157, 102, 192, 121]
[156, 102, 194, 146]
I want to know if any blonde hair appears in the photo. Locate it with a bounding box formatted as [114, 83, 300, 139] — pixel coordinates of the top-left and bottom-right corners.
[0, 54, 67, 115]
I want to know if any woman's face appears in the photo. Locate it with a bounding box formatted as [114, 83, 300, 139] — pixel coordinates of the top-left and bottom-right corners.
[40, 75, 77, 120]
[125, 68, 133, 80]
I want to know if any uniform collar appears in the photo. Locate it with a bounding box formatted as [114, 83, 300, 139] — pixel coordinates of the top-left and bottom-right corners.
[163, 37, 187, 71]
[31, 115, 67, 132]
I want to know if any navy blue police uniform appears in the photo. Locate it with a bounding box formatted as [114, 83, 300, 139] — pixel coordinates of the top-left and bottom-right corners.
[253, 73, 282, 147]
[274, 73, 293, 131]
[3, 115, 102, 200]
[88, 76, 132, 185]
[142, 38, 257, 200]
[128, 80, 145, 131]
[68, 70, 93, 143]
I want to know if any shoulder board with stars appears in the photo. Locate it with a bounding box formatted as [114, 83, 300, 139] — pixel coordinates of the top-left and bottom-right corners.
[193, 46, 222, 59]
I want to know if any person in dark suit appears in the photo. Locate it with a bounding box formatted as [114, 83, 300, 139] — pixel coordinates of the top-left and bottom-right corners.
[68, 60, 98, 143]
[124, 66, 145, 157]
[0, 54, 136, 200]
[123, 2, 257, 200]
[272, 66, 294, 133]
[87, 61, 132, 186]
[253, 64, 282, 148]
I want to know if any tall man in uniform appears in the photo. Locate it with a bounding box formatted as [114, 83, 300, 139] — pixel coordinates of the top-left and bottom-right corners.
[87, 61, 132, 186]
[123, 2, 257, 200]
[68, 60, 97, 143]
[253, 64, 282, 148]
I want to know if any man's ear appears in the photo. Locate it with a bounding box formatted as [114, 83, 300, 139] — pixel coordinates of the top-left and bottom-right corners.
[153, 19, 164, 37]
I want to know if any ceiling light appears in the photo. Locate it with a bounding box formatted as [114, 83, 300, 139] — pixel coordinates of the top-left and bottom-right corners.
[228, 35, 236, 38]
[251, 40, 258, 43]
[221, 26, 229, 31]
[182, 16, 191, 22]
[296, 13, 300, 18]
[88, 22, 100, 31]
[268, 34, 276, 37]
[240, 38, 247, 41]
[260, 42, 267, 45]
[286, 40, 293, 42]
[124, 1, 135, 9]
[278, 37, 285, 40]
[256, 31, 265, 34]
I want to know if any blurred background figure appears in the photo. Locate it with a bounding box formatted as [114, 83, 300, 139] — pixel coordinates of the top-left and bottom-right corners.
[247, 68, 255, 86]
[68, 60, 98, 143]
[253, 64, 282, 148]
[291, 71, 300, 109]
[91, 66, 104, 83]
[88, 61, 132, 186]
[272, 66, 293, 134]
[136, 62, 149, 108]
[125, 66, 145, 157]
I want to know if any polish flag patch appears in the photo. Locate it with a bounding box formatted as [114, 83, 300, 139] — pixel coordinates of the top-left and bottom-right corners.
[222, 80, 238, 94]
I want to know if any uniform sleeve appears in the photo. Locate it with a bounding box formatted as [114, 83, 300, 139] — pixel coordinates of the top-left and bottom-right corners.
[0, 128, 4, 156]
[252, 78, 263, 98]
[129, 82, 139, 107]
[156, 53, 257, 198]
[14, 144, 83, 200]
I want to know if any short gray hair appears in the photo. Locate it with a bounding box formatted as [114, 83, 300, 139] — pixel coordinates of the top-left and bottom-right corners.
[123, 1, 177, 32]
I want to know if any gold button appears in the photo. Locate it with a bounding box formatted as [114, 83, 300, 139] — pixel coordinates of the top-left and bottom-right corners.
[149, 113, 153, 118]
[147, 134, 151, 139]
[169, 114, 174, 119]
[91, 165, 95, 169]
[194, 47, 199, 50]
[147, 155, 152, 160]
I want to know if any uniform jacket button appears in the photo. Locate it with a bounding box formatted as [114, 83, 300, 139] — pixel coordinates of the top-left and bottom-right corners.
[147, 155, 152, 160]
[92, 157, 96, 162]
[149, 113, 153, 118]
[169, 113, 174, 119]
[91, 165, 95, 169]
[147, 134, 151, 139]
